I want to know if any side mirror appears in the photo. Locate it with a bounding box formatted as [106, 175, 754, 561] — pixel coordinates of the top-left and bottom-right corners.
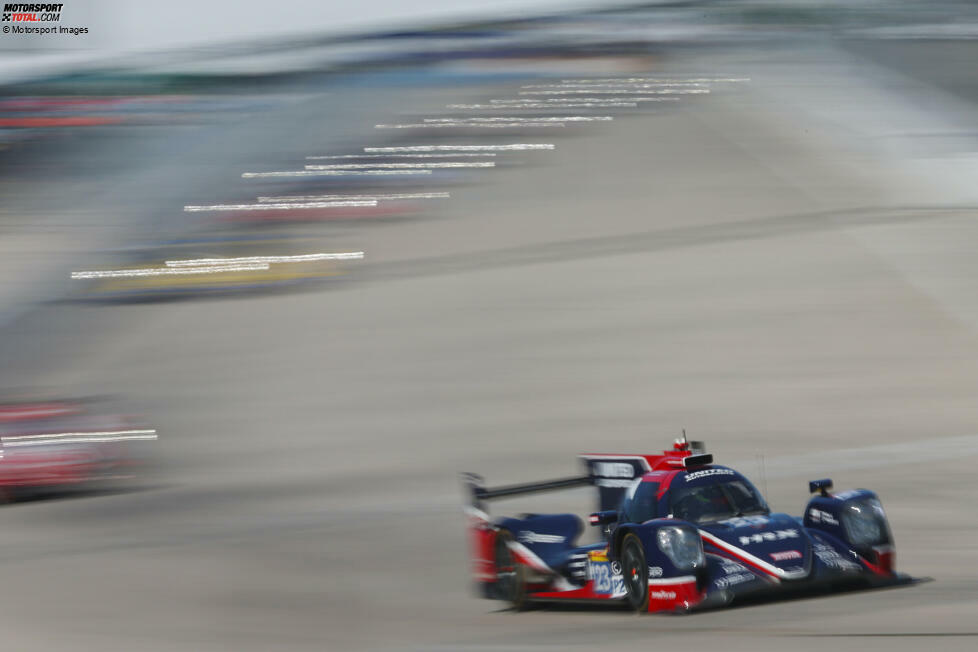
[588, 510, 618, 527]
[809, 478, 833, 496]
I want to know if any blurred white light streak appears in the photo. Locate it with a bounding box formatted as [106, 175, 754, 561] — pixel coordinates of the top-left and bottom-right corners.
[422, 117, 611, 123]
[519, 89, 709, 96]
[165, 252, 364, 266]
[242, 170, 432, 178]
[522, 82, 706, 88]
[375, 122, 565, 129]
[364, 144, 554, 152]
[490, 97, 678, 104]
[302, 162, 494, 170]
[3, 429, 158, 446]
[528, 84, 705, 91]
[562, 77, 750, 83]
[448, 102, 638, 109]
[257, 192, 450, 202]
[71, 264, 270, 279]
[306, 153, 495, 159]
[184, 200, 377, 212]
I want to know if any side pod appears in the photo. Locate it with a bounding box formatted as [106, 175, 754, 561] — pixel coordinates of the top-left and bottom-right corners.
[804, 488, 895, 576]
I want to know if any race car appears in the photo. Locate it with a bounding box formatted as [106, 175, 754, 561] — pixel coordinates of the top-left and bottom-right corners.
[0, 397, 157, 500]
[463, 438, 906, 613]
[70, 233, 361, 301]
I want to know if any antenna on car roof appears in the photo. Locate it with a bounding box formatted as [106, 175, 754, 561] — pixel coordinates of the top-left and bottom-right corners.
[674, 428, 690, 452]
[757, 453, 768, 498]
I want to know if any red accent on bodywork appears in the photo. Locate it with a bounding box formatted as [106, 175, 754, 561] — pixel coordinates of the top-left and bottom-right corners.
[656, 470, 681, 499]
[582, 446, 693, 474]
[0, 450, 100, 486]
[861, 546, 895, 577]
[701, 537, 781, 580]
[648, 578, 704, 613]
[507, 543, 552, 574]
[466, 510, 497, 583]
[0, 402, 81, 422]
[0, 117, 123, 128]
[530, 580, 618, 601]
[874, 547, 895, 574]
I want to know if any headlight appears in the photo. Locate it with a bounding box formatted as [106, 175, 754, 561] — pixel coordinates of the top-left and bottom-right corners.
[656, 526, 705, 570]
[841, 498, 888, 546]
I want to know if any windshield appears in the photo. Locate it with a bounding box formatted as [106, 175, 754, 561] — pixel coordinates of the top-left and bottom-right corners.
[621, 481, 659, 523]
[670, 477, 769, 524]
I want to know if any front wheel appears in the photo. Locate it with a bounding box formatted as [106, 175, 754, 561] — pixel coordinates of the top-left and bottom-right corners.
[620, 533, 649, 612]
[493, 529, 528, 610]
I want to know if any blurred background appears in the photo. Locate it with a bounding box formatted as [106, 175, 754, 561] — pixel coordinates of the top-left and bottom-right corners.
[2, 1, 978, 650]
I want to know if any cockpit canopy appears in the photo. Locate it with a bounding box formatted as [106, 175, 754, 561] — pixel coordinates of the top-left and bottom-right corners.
[619, 466, 770, 525]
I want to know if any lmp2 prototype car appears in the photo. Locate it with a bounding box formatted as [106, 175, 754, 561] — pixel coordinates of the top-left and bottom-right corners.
[463, 439, 904, 613]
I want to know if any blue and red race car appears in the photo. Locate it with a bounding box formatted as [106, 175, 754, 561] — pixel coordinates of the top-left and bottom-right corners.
[463, 438, 906, 613]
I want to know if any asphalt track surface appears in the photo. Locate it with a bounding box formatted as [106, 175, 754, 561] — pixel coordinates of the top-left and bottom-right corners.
[1, 42, 978, 650]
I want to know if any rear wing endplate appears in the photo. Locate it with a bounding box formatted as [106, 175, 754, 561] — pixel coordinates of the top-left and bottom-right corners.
[462, 472, 591, 511]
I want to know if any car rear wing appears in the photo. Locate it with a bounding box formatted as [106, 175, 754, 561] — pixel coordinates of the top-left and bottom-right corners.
[464, 440, 707, 513]
[462, 472, 592, 511]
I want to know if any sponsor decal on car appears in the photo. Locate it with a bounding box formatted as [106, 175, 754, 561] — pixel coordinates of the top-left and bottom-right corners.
[588, 560, 625, 596]
[770, 550, 802, 561]
[648, 566, 664, 578]
[593, 462, 635, 479]
[587, 549, 609, 562]
[808, 508, 839, 525]
[715, 572, 756, 589]
[517, 531, 564, 545]
[721, 561, 748, 574]
[720, 515, 770, 528]
[739, 529, 799, 546]
[813, 543, 860, 571]
[585, 457, 649, 488]
[650, 590, 677, 600]
[684, 468, 736, 482]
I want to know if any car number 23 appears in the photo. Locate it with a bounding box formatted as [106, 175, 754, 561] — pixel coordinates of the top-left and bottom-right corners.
[590, 561, 625, 596]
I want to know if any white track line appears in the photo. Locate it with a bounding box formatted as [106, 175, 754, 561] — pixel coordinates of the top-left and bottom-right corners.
[562, 77, 750, 83]
[242, 170, 432, 178]
[306, 153, 495, 159]
[448, 102, 639, 109]
[489, 97, 678, 104]
[71, 264, 271, 279]
[519, 89, 709, 96]
[256, 192, 450, 203]
[72, 253, 364, 279]
[521, 82, 707, 89]
[364, 144, 554, 152]
[3, 429, 158, 446]
[421, 117, 611, 123]
[184, 201, 377, 212]
[303, 162, 494, 170]
[165, 253, 363, 267]
[375, 122, 566, 129]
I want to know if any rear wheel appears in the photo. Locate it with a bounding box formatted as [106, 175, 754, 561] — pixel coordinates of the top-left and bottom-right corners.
[620, 533, 649, 612]
[493, 529, 528, 610]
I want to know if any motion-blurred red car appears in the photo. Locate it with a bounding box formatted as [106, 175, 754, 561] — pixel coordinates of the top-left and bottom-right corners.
[0, 398, 156, 500]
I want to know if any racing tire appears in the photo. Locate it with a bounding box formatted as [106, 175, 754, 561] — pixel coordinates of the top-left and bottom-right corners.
[493, 529, 528, 611]
[620, 533, 649, 612]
